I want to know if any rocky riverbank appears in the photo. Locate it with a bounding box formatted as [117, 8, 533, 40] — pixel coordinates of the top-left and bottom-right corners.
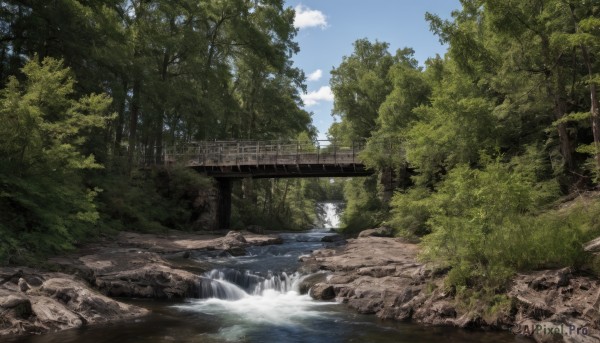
[0, 230, 283, 337]
[302, 235, 600, 343]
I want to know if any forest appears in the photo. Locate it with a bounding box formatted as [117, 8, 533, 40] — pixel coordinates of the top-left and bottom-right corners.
[332, 0, 600, 300]
[1, 0, 600, 304]
[0, 0, 325, 264]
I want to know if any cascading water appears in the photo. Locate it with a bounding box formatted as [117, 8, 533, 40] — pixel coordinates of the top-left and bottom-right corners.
[172, 203, 350, 341]
[174, 231, 337, 342]
[316, 201, 343, 229]
[196, 268, 303, 299]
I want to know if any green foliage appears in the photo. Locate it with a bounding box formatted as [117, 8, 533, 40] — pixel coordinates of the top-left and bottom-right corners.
[405, 62, 497, 186]
[0, 57, 112, 264]
[387, 186, 432, 237]
[233, 178, 318, 231]
[339, 175, 383, 234]
[413, 155, 600, 292]
[97, 167, 213, 233]
[330, 39, 395, 141]
[317, 0, 600, 307]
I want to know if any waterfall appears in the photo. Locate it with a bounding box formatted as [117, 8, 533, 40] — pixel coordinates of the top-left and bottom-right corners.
[173, 232, 342, 341]
[316, 202, 342, 229]
[195, 268, 303, 300]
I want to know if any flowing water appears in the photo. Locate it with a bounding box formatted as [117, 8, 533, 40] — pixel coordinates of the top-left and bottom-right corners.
[6, 203, 528, 343]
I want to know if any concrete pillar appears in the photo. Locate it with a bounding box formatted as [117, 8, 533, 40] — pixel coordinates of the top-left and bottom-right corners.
[216, 178, 232, 230]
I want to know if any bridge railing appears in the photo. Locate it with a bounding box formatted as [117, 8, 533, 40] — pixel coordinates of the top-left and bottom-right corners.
[151, 140, 366, 167]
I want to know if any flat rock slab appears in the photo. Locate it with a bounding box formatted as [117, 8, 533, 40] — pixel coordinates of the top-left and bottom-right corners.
[304, 237, 600, 343]
[0, 268, 148, 337]
[48, 231, 284, 300]
[114, 230, 283, 253]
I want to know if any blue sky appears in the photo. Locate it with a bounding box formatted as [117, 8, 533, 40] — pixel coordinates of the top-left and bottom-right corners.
[285, 1, 462, 140]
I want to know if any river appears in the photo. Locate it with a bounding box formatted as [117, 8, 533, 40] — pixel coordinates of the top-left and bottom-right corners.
[6, 203, 528, 343]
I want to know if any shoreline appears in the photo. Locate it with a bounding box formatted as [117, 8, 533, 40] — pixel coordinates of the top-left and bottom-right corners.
[3, 229, 599, 342]
[301, 235, 600, 343]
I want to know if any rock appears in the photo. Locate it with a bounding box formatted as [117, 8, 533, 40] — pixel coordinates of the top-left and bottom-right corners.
[51, 250, 201, 299]
[358, 226, 393, 238]
[17, 278, 30, 292]
[0, 230, 291, 338]
[296, 235, 322, 242]
[0, 294, 31, 311]
[24, 275, 44, 288]
[301, 235, 600, 342]
[310, 283, 335, 300]
[94, 264, 199, 299]
[226, 246, 247, 257]
[40, 278, 148, 324]
[432, 302, 457, 318]
[321, 234, 345, 243]
[222, 231, 247, 248]
[0, 270, 23, 286]
[0, 272, 148, 337]
[583, 236, 600, 253]
[328, 274, 357, 284]
[357, 266, 396, 278]
[249, 236, 284, 246]
[298, 273, 329, 295]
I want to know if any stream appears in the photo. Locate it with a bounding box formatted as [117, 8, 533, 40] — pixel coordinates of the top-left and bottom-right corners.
[7, 203, 528, 343]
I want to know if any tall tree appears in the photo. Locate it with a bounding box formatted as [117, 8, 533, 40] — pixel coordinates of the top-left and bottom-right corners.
[330, 39, 394, 141]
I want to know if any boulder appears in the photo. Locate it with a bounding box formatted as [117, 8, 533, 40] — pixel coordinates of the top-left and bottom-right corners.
[222, 231, 247, 248]
[52, 250, 202, 299]
[310, 283, 335, 300]
[358, 226, 393, 238]
[93, 264, 199, 298]
[298, 273, 329, 295]
[0, 271, 148, 337]
[583, 236, 600, 253]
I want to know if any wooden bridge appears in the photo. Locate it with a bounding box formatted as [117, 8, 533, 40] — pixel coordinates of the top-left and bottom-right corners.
[141, 140, 374, 229]
[150, 140, 372, 178]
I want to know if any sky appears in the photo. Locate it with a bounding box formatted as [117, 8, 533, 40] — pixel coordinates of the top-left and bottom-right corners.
[285, 0, 462, 140]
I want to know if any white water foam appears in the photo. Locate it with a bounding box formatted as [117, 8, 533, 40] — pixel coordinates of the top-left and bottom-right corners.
[176, 270, 339, 341]
[178, 290, 332, 326]
[321, 202, 341, 229]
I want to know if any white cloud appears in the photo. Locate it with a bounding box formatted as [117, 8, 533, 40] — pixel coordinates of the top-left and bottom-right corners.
[307, 69, 323, 82]
[294, 5, 327, 30]
[302, 86, 334, 107]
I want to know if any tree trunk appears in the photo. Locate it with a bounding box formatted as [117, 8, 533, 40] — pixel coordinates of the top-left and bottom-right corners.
[114, 78, 128, 156]
[155, 114, 164, 164]
[580, 45, 600, 170]
[541, 35, 574, 171]
[128, 79, 141, 169]
[277, 179, 290, 214]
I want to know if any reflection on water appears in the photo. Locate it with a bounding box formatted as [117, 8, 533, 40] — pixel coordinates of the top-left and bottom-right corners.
[4, 203, 529, 343]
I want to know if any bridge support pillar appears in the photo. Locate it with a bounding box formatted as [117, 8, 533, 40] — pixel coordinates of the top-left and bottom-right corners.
[216, 178, 232, 230]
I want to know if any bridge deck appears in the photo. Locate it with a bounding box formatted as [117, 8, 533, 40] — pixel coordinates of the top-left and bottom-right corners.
[149, 140, 372, 178]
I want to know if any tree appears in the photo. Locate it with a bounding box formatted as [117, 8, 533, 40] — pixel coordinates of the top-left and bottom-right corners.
[330, 39, 395, 141]
[0, 57, 112, 263]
